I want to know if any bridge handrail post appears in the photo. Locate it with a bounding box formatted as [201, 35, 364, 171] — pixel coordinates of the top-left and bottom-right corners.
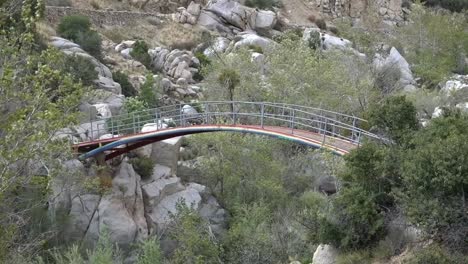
[291, 109, 295, 134]
[205, 103, 209, 125]
[132, 112, 136, 134]
[155, 111, 159, 130]
[180, 104, 183, 127]
[322, 118, 328, 147]
[89, 111, 94, 140]
[260, 103, 265, 128]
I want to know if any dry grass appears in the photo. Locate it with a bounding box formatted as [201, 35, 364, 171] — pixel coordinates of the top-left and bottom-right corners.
[36, 21, 57, 42]
[101, 20, 204, 50]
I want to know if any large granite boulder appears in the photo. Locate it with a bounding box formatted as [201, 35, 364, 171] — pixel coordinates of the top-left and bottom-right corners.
[234, 32, 274, 50]
[373, 47, 416, 87]
[151, 137, 183, 174]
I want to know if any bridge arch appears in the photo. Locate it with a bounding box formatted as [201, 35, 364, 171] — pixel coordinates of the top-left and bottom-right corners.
[73, 101, 382, 160]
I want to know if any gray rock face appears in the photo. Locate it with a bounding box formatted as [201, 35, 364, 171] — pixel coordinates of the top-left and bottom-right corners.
[151, 137, 183, 174]
[198, 9, 235, 35]
[206, 0, 254, 30]
[251, 10, 277, 31]
[49, 37, 124, 115]
[150, 186, 203, 230]
[51, 142, 227, 256]
[312, 244, 338, 264]
[204, 36, 231, 57]
[373, 47, 415, 87]
[203, 0, 277, 32]
[234, 32, 274, 50]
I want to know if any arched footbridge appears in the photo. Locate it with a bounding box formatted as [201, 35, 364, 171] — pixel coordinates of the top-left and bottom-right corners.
[73, 101, 382, 160]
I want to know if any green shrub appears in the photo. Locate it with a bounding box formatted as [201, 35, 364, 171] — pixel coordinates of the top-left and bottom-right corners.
[137, 237, 164, 264]
[57, 15, 102, 59]
[63, 54, 98, 86]
[57, 15, 91, 40]
[46, 0, 72, 6]
[405, 244, 467, 264]
[248, 45, 263, 54]
[76, 30, 102, 59]
[423, 0, 468, 12]
[113, 71, 137, 97]
[130, 157, 155, 179]
[273, 28, 303, 43]
[140, 74, 158, 108]
[244, 0, 280, 10]
[337, 250, 372, 264]
[169, 203, 221, 264]
[367, 95, 419, 144]
[307, 30, 321, 50]
[315, 18, 327, 30]
[195, 51, 211, 67]
[130, 40, 151, 68]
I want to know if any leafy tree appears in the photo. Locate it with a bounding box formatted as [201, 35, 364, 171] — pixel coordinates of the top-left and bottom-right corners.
[169, 203, 221, 264]
[400, 111, 468, 250]
[0, 2, 85, 260]
[62, 54, 98, 86]
[140, 73, 158, 108]
[130, 40, 151, 69]
[57, 15, 102, 59]
[224, 203, 279, 264]
[367, 96, 419, 144]
[136, 237, 164, 264]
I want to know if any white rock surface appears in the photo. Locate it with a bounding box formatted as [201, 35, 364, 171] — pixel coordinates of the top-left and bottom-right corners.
[234, 32, 274, 50]
[312, 244, 338, 264]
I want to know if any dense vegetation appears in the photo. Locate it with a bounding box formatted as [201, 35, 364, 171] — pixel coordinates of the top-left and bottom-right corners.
[0, 0, 467, 263]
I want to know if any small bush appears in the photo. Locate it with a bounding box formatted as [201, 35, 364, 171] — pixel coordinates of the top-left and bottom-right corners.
[63, 55, 98, 86]
[130, 40, 151, 68]
[337, 250, 372, 264]
[140, 74, 158, 108]
[57, 15, 102, 59]
[273, 28, 303, 43]
[57, 15, 91, 41]
[307, 30, 321, 50]
[195, 52, 211, 67]
[248, 44, 263, 54]
[46, 0, 72, 6]
[404, 244, 467, 264]
[423, 0, 468, 12]
[315, 18, 327, 30]
[76, 30, 102, 59]
[130, 157, 155, 179]
[245, 0, 280, 9]
[113, 71, 137, 97]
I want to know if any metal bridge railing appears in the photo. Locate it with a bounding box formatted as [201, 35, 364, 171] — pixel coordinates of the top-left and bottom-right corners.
[80, 101, 383, 145]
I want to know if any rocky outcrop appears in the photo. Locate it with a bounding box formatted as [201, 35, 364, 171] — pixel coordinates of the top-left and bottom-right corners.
[50, 138, 227, 255]
[311, 0, 403, 21]
[148, 48, 203, 100]
[373, 47, 415, 89]
[198, 0, 277, 35]
[50, 37, 124, 119]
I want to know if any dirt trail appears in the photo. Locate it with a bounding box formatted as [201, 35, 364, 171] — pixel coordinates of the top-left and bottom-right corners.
[280, 0, 318, 26]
